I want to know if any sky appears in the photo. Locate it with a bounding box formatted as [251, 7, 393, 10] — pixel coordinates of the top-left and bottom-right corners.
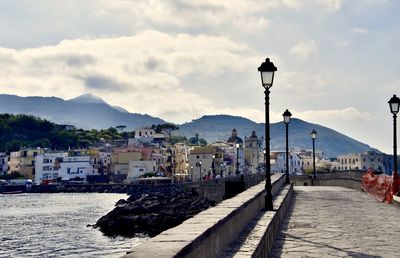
[0, 0, 399, 153]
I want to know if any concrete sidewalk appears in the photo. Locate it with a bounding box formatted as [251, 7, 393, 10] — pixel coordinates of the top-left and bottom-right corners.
[269, 186, 400, 258]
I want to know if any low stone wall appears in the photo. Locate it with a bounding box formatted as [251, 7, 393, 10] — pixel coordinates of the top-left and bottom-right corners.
[124, 173, 285, 258]
[291, 171, 364, 191]
[230, 184, 293, 258]
[187, 173, 266, 203]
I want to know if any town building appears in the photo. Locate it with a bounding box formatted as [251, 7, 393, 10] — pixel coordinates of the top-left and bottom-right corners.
[34, 152, 68, 184]
[208, 142, 234, 177]
[127, 160, 157, 181]
[10, 148, 44, 179]
[188, 146, 223, 181]
[35, 152, 97, 184]
[0, 153, 9, 176]
[226, 128, 244, 175]
[110, 149, 142, 182]
[171, 143, 192, 180]
[337, 151, 386, 172]
[244, 131, 262, 174]
[129, 127, 166, 146]
[58, 155, 94, 182]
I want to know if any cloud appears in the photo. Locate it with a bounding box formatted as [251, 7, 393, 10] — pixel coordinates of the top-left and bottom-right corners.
[281, 0, 342, 11]
[353, 27, 369, 34]
[97, 0, 271, 37]
[0, 30, 257, 123]
[293, 107, 375, 122]
[290, 39, 318, 60]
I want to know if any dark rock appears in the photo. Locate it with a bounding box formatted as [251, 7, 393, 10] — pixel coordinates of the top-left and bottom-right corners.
[95, 185, 214, 238]
[115, 199, 127, 207]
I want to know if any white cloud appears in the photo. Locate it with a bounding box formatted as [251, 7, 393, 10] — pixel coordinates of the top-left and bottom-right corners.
[281, 0, 342, 11]
[290, 39, 318, 60]
[294, 107, 375, 122]
[0, 30, 257, 123]
[353, 27, 369, 34]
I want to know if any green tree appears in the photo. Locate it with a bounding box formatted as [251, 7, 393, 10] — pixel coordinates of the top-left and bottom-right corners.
[154, 124, 179, 142]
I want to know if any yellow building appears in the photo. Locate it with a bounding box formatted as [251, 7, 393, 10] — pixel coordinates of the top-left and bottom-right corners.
[172, 143, 192, 179]
[10, 148, 44, 179]
[110, 150, 142, 180]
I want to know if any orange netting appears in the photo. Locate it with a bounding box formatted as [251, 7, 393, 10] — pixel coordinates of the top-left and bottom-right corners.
[361, 169, 400, 204]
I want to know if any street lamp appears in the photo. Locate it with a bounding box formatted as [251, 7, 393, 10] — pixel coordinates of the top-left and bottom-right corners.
[212, 154, 215, 177]
[283, 109, 292, 184]
[389, 94, 400, 176]
[190, 165, 194, 181]
[258, 57, 277, 211]
[236, 143, 240, 176]
[198, 160, 202, 181]
[263, 149, 266, 173]
[310, 129, 318, 186]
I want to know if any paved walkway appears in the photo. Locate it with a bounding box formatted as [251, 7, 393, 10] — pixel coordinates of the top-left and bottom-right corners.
[269, 186, 400, 258]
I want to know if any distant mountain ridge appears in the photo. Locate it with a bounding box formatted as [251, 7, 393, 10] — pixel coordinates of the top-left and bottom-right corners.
[177, 115, 375, 157]
[0, 94, 164, 130]
[0, 94, 377, 157]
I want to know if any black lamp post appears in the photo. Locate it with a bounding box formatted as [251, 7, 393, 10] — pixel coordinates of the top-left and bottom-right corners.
[283, 109, 292, 184]
[310, 129, 318, 185]
[263, 149, 266, 173]
[258, 58, 277, 211]
[212, 154, 215, 177]
[389, 94, 400, 176]
[236, 143, 240, 176]
[199, 160, 202, 181]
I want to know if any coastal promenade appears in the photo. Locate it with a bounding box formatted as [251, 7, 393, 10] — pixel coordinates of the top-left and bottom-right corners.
[269, 186, 400, 257]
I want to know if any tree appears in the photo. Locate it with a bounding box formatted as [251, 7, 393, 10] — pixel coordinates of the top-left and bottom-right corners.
[154, 124, 179, 142]
[199, 138, 207, 146]
[188, 133, 207, 146]
[170, 135, 187, 144]
[116, 125, 127, 133]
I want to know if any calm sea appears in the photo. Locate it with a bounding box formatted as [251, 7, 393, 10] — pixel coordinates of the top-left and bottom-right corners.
[0, 193, 147, 257]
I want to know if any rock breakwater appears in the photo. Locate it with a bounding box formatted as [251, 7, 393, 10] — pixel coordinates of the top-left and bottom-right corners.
[95, 185, 215, 237]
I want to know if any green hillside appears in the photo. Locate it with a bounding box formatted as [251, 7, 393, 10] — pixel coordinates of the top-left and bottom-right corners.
[0, 114, 131, 153]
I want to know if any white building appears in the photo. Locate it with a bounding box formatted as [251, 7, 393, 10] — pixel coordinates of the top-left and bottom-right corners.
[127, 160, 157, 181]
[129, 127, 167, 146]
[59, 156, 94, 181]
[35, 154, 94, 184]
[270, 151, 303, 175]
[35, 152, 68, 184]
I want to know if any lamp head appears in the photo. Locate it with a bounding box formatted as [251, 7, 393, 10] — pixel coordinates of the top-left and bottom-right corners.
[388, 94, 400, 115]
[258, 58, 277, 89]
[310, 129, 318, 139]
[282, 109, 292, 124]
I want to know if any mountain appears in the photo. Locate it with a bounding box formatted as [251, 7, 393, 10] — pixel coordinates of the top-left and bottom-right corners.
[0, 94, 377, 157]
[69, 93, 108, 104]
[0, 94, 164, 130]
[177, 115, 375, 158]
